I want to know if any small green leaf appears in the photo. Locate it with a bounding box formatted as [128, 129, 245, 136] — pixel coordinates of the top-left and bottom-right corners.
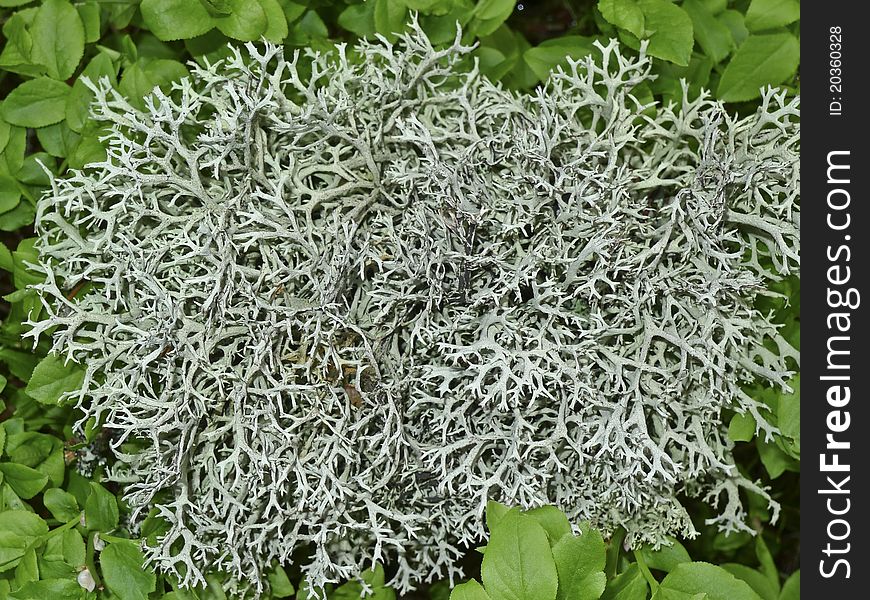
[119, 59, 189, 110]
[636, 538, 692, 573]
[0, 464, 48, 500]
[637, 0, 694, 66]
[84, 483, 119, 532]
[728, 412, 756, 442]
[553, 525, 606, 600]
[756, 438, 798, 479]
[338, 1, 376, 37]
[0, 176, 21, 214]
[523, 36, 597, 82]
[720, 565, 777, 600]
[215, 0, 268, 41]
[778, 571, 798, 600]
[598, 0, 645, 39]
[140, 0, 215, 41]
[7, 578, 84, 600]
[526, 506, 572, 545]
[101, 540, 156, 600]
[25, 354, 86, 406]
[374, 0, 408, 39]
[36, 122, 81, 159]
[43, 488, 80, 522]
[30, 0, 85, 80]
[6, 432, 64, 487]
[716, 33, 799, 102]
[776, 375, 799, 457]
[682, 0, 733, 63]
[76, 1, 101, 44]
[601, 564, 649, 600]
[717, 10, 749, 47]
[450, 579, 491, 600]
[259, 0, 289, 42]
[62, 529, 86, 567]
[1, 78, 71, 128]
[267, 564, 295, 598]
[481, 512, 558, 600]
[658, 563, 764, 600]
[66, 52, 117, 132]
[0, 511, 47, 572]
[744, 0, 800, 33]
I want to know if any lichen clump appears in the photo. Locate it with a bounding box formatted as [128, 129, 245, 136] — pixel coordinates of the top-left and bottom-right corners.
[29, 24, 799, 595]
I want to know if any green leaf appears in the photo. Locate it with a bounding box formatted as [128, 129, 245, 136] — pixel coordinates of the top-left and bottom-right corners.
[682, 0, 733, 63]
[101, 540, 157, 600]
[259, 0, 289, 42]
[778, 571, 798, 600]
[716, 33, 799, 102]
[756, 438, 798, 479]
[25, 354, 86, 406]
[0, 175, 21, 214]
[525, 506, 572, 545]
[728, 412, 756, 442]
[450, 579, 491, 600]
[30, 0, 85, 80]
[6, 432, 64, 487]
[658, 563, 764, 600]
[475, 0, 515, 21]
[0, 119, 9, 153]
[552, 525, 606, 600]
[720, 565, 777, 600]
[636, 538, 692, 573]
[36, 122, 81, 159]
[598, 0, 644, 39]
[754, 536, 778, 593]
[374, 0, 408, 39]
[744, 0, 800, 33]
[62, 529, 86, 567]
[0, 511, 47, 572]
[140, 0, 215, 41]
[523, 36, 597, 82]
[0, 12, 44, 78]
[485, 501, 511, 532]
[293, 10, 329, 40]
[601, 564, 649, 600]
[43, 488, 80, 522]
[481, 512, 558, 600]
[776, 375, 799, 456]
[119, 59, 189, 110]
[76, 1, 101, 44]
[637, 0, 694, 66]
[717, 10, 749, 47]
[267, 564, 295, 598]
[84, 483, 119, 532]
[66, 52, 117, 133]
[0, 349, 38, 381]
[215, 0, 268, 41]
[12, 547, 37, 590]
[0, 464, 48, 499]
[1, 78, 71, 128]
[8, 578, 85, 600]
[469, 0, 514, 36]
[338, 1, 376, 37]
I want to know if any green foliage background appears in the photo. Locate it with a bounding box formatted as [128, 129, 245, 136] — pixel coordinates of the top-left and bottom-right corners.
[0, 1, 799, 599]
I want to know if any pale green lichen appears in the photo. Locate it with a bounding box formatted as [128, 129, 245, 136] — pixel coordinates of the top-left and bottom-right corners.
[28, 22, 798, 596]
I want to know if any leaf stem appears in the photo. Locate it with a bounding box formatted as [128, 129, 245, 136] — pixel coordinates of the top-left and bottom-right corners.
[633, 549, 659, 592]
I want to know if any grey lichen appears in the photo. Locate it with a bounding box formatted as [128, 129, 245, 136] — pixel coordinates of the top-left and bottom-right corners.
[28, 22, 799, 595]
